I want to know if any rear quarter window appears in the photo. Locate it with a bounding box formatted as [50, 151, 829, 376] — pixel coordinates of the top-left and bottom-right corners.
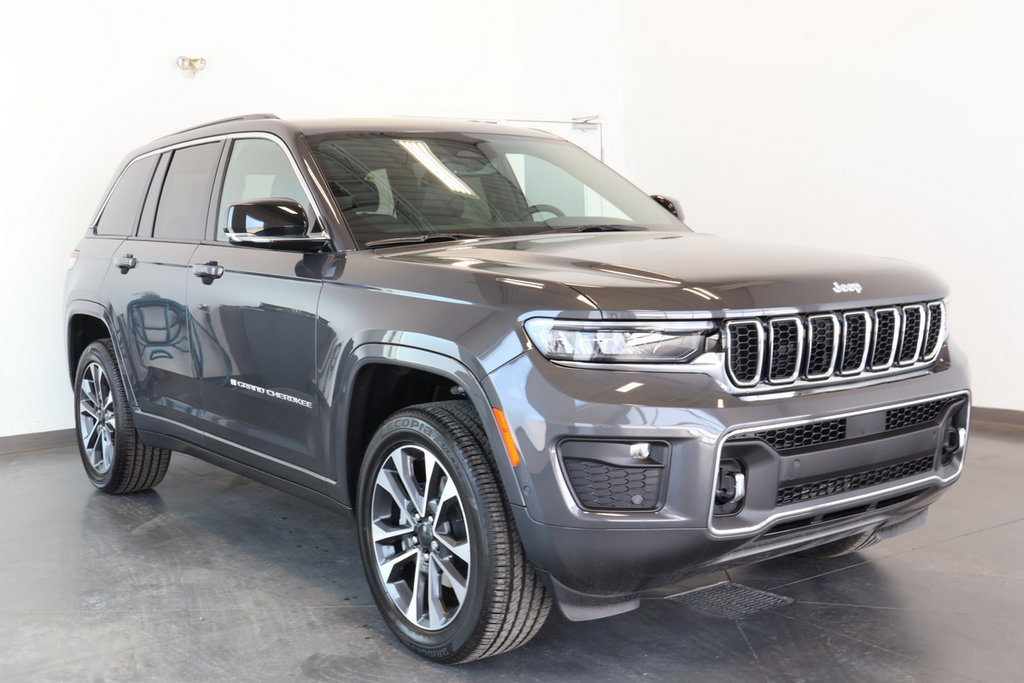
[94, 156, 158, 236]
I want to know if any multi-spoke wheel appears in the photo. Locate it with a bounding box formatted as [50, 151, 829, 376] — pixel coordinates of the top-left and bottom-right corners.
[73, 339, 171, 493]
[357, 400, 550, 663]
[78, 361, 116, 475]
[369, 443, 471, 631]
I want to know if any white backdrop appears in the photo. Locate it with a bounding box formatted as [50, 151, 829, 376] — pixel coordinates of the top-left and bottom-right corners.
[0, 1, 1018, 437]
[622, 1, 1023, 413]
[0, 0, 626, 437]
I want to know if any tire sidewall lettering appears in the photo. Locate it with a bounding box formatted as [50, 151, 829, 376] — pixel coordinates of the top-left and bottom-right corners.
[358, 408, 491, 658]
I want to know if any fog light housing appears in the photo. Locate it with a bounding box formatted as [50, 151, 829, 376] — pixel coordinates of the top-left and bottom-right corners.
[558, 440, 668, 511]
[715, 459, 746, 516]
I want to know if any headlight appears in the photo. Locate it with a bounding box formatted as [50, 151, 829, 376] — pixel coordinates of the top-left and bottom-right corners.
[524, 319, 713, 363]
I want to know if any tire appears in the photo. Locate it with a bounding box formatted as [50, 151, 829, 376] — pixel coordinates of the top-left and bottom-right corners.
[356, 400, 550, 663]
[798, 530, 880, 559]
[73, 339, 172, 494]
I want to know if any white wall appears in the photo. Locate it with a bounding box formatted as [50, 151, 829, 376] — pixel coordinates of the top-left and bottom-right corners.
[0, 0, 625, 437]
[1, 1, 1018, 437]
[622, 1, 1023, 410]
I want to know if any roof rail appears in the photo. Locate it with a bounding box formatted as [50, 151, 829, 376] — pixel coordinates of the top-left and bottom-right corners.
[163, 113, 281, 137]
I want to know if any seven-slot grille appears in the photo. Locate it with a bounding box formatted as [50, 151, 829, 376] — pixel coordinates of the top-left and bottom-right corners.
[725, 301, 945, 388]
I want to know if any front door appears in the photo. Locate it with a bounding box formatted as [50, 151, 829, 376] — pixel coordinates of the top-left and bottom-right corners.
[187, 137, 328, 483]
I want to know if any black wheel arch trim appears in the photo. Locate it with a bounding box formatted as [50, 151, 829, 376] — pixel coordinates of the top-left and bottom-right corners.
[333, 343, 526, 508]
[65, 300, 141, 409]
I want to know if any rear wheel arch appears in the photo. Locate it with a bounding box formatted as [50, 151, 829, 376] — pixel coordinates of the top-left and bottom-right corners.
[67, 311, 113, 385]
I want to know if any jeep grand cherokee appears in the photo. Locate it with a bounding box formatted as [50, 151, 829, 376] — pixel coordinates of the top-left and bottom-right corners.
[64, 114, 970, 662]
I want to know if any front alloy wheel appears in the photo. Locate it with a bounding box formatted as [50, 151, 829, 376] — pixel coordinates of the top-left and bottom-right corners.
[357, 400, 550, 663]
[369, 443, 471, 631]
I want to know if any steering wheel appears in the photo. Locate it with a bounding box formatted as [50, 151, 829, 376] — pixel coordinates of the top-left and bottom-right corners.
[517, 204, 565, 220]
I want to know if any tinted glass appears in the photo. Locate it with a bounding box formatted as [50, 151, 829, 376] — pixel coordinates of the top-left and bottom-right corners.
[152, 143, 221, 241]
[217, 138, 315, 241]
[95, 156, 158, 236]
[310, 132, 683, 247]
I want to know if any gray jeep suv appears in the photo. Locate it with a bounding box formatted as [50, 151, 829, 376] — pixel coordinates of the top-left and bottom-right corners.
[64, 114, 970, 663]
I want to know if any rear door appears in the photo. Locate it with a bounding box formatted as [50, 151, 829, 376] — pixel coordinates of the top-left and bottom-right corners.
[186, 136, 328, 484]
[106, 142, 222, 429]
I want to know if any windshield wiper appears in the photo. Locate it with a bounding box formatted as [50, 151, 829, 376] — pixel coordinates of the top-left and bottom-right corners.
[365, 233, 484, 249]
[545, 225, 648, 234]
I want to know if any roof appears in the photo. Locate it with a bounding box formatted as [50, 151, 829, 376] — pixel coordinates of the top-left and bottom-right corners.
[117, 114, 562, 172]
[153, 113, 557, 143]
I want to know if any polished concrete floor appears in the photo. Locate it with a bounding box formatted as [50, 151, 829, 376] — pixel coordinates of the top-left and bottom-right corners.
[1, 421, 1021, 682]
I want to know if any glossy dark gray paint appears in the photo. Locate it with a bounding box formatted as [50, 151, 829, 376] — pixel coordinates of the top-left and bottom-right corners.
[64, 116, 971, 620]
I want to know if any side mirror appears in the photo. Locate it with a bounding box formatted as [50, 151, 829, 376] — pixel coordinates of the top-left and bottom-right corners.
[226, 198, 328, 249]
[651, 194, 683, 221]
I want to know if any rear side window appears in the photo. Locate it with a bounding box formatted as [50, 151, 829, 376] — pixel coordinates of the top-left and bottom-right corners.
[95, 156, 158, 236]
[152, 143, 222, 241]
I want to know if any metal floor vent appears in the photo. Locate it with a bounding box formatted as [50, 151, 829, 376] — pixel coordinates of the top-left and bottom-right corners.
[667, 582, 793, 619]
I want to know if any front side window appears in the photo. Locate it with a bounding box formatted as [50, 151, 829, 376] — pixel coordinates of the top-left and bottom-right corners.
[152, 143, 221, 241]
[216, 138, 315, 241]
[309, 132, 684, 247]
[95, 156, 158, 236]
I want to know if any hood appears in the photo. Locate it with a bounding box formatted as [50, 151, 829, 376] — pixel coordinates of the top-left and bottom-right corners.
[381, 231, 947, 315]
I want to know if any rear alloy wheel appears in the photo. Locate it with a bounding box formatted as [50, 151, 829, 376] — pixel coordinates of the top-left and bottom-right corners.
[357, 400, 550, 663]
[74, 339, 172, 494]
[78, 360, 116, 476]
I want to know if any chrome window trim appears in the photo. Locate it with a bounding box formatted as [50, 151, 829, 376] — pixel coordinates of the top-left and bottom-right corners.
[805, 313, 840, 380]
[91, 132, 327, 238]
[706, 390, 970, 537]
[766, 316, 804, 384]
[869, 307, 901, 371]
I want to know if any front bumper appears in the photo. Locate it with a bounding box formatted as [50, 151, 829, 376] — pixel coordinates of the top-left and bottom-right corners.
[484, 342, 970, 618]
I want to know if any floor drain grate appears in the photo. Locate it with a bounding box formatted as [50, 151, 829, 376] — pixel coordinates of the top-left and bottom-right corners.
[667, 582, 793, 619]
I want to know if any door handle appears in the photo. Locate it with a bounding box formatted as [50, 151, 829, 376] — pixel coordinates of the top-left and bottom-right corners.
[193, 260, 225, 285]
[113, 254, 137, 274]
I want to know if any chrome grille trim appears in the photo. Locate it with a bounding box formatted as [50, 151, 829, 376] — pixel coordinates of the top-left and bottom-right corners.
[805, 313, 840, 380]
[724, 300, 945, 389]
[839, 311, 871, 375]
[766, 317, 804, 384]
[869, 307, 901, 371]
[897, 304, 925, 366]
[724, 321, 764, 388]
[922, 302, 946, 361]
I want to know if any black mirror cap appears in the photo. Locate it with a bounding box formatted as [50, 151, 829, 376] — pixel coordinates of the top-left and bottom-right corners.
[228, 198, 309, 237]
[651, 194, 683, 221]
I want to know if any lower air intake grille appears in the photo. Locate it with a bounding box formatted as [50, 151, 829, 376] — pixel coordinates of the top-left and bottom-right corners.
[563, 458, 662, 510]
[776, 454, 935, 506]
[885, 398, 951, 431]
[755, 418, 847, 451]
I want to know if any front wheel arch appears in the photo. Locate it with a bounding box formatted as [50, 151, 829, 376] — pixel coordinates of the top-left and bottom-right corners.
[336, 345, 527, 509]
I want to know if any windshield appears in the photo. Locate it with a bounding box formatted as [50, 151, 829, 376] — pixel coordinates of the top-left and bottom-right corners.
[308, 131, 686, 248]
